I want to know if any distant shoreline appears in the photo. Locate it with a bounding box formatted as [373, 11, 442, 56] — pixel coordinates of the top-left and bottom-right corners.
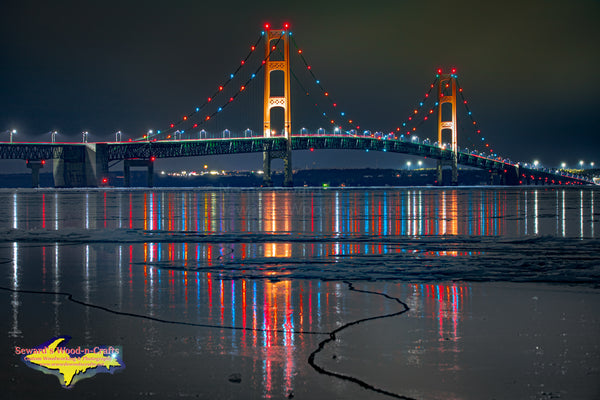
[0, 168, 495, 188]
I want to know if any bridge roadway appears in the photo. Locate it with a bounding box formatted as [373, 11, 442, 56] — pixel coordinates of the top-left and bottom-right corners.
[0, 135, 593, 187]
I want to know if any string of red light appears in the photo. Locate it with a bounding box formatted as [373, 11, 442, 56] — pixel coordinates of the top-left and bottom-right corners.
[178, 29, 287, 135]
[455, 78, 494, 154]
[290, 36, 361, 132]
[392, 75, 439, 138]
[288, 67, 338, 129]
[144, 26, 497, 161]
[397, 69, 496, 155]
[141, 33, 266, 140]
[403, 102, 439, 139]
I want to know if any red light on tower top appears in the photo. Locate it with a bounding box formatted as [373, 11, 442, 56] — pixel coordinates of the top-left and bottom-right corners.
[283, 22, 290, 29]
[451, 67, 457, 74]
[264, 23, 270, 30]
[437, 68, 442, 74]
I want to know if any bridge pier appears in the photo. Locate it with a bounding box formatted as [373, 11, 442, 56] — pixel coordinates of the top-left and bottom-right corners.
[262, 147, 292, 187]
[452, 152, 458, 185]
[26, 160, 44, 188]
[262, 152, 273, 187]
[52, 144, 109, 187]
[435, 160, 458, 186]
[489, 170, 498, 185]
[283, 149, 292, 187]
[124, 159, 154, 188]
[505, 165, 520, 185]
[489, 168, 515, 185]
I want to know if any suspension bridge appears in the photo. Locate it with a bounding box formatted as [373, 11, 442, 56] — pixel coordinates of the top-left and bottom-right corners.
[0, 24, 594, 188]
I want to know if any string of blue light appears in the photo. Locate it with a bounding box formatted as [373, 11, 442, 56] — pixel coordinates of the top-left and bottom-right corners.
[141, 33, 266, 140]
[455, 78, 494, 155]
[393, 76, 439, 138]
[290, 36, 360, 132]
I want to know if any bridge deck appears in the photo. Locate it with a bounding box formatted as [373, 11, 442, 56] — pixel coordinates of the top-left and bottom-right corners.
[0, 136, 593, 185]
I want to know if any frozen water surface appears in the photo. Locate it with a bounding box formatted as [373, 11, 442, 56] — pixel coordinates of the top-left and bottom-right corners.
[1, 187, 599, 399]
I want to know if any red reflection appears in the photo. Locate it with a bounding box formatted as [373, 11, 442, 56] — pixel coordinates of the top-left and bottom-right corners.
[207, 272, 213, 312]
[103, 192, 107, 228]
[42, 193, 46, 229]
[242, 279, 247, 344]
[129, 193, 133, 229]
[220, 279, 224, 324]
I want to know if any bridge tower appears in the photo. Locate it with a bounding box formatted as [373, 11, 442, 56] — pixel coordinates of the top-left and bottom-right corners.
[263, 24, 293, 187]
[436, 69, 458, 185]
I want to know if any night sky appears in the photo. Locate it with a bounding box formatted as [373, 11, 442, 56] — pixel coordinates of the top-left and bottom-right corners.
[1, 0, 599, 174]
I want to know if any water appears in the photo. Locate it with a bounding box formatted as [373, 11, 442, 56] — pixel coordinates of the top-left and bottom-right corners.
[2, 187, 599, 399]
[2, 187, 599, 282]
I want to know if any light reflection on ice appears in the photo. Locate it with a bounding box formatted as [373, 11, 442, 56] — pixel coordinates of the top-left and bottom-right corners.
[0, 187, 598, 398]
[54, 192, 59, 230]
[9, 241, 20, 338]
[0, 188, 598, 283]
[592, 190, 595, 237]
[12, 193, 17, 229]
[581, 190, 584, 239]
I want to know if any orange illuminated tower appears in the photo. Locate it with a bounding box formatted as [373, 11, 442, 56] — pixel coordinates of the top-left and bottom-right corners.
[263, 23, 293, 187]
[437, 68, 458, 185]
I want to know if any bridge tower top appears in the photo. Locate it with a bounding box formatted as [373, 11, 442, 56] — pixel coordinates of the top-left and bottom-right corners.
[437, 68, 458, 153]
[436, 68, 458, 185]
[263, 24, 291, 139]
[262, 24, 293, 187]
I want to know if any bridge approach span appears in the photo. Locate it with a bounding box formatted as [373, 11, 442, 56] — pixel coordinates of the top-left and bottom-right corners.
[0, 137, 592, 187]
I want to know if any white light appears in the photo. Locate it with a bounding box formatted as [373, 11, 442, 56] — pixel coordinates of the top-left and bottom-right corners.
[533, 160, 539, 167]
[418, 161, 423, 166]
[561, 162, 566, 169]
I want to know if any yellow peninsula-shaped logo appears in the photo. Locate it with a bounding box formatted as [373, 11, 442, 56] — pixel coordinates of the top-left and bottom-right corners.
[18, 336, 124, 388]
